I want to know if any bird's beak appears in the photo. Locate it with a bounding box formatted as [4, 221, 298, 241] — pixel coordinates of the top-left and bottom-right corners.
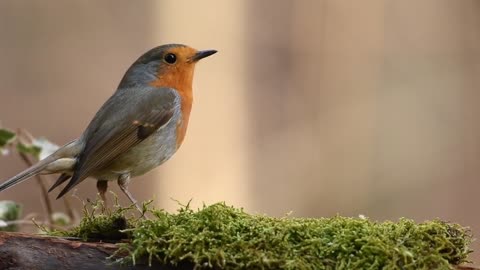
[190, 50, 217, 62]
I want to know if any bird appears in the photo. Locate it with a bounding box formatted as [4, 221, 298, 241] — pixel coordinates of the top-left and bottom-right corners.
[0, 44, 217, 212]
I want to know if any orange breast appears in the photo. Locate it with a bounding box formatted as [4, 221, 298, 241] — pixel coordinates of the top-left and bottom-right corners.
[149, 64, 195, 149]
[175, 91, 193, 148]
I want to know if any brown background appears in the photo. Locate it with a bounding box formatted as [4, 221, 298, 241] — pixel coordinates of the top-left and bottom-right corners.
[1, 0, 480, 262]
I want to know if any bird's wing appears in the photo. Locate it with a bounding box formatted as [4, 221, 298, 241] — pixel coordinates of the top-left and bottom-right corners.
[56, 86, 179, 198]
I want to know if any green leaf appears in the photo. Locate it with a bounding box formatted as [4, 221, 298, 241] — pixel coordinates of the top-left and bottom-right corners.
[0, 128, 16, 148]
[51, 212, 72, 226]
[0, 200, 22, 232]
[16, 142, 42, 159]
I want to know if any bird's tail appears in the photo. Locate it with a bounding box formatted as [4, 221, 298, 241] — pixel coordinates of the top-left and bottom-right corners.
[0, 140, 80, 193]
[0, 156, 57, 192]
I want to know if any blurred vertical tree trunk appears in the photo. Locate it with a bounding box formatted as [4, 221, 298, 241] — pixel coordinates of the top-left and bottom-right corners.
[246, 0, 384, 216]
[247, 0, 480, 261]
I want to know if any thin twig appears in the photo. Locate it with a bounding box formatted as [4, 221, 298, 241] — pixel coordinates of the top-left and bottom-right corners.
[3, 219, 67, 231]
[16, 129, 54, 229]
[18, 153, 54, 229]
[17, 128, 77, 224]
[62, 196, 76, 222]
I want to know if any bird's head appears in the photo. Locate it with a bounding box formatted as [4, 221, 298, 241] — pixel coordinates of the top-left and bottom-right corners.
[119, 44, 217, 90]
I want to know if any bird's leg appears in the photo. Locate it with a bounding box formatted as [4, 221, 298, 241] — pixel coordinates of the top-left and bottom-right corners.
[96, 180, 108, 206]
[117, 174, 143, 214]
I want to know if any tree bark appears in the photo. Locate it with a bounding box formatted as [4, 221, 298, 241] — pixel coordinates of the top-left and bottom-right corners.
[0, 232, 194, 270]
[0, 232, 476, 270]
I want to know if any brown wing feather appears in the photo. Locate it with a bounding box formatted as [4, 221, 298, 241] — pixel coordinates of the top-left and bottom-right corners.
[74, 110, 173, 179]
[56, 87, 178, 198]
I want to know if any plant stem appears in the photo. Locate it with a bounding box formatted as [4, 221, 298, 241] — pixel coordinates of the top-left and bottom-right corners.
[16, 128, 77, 226]
[62, 196, 76, 222]
[18, 153, 54, 229]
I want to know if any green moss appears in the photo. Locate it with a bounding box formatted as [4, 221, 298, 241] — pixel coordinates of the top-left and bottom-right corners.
[52, 198, 133, 241]
[56, 202, 473, 269]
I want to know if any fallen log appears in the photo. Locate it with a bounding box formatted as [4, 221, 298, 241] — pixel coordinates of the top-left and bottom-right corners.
[0, 232, 477, 270]
[0, 232, 194, 270]
[0, 203, 476, 270]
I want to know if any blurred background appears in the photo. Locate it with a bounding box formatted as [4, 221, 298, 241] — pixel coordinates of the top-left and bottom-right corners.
[1, 0, 480, 261]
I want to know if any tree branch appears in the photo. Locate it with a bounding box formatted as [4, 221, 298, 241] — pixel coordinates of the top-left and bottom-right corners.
[0, 232, 194, 270]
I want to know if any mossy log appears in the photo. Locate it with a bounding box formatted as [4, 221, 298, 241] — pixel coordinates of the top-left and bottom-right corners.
[0, 232, 194, 270]
[0, 203, 476, 269]
[0, 232, 476, 270]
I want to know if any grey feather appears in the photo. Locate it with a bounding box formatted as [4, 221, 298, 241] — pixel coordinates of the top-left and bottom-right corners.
[56, 86, 179, 199]
[0, 140, 81, 193]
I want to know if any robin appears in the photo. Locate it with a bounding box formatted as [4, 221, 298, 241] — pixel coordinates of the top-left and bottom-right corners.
[0, 44, 217, 212]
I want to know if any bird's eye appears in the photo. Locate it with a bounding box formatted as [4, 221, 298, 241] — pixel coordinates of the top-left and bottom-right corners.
[164, 53, 177, 64]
